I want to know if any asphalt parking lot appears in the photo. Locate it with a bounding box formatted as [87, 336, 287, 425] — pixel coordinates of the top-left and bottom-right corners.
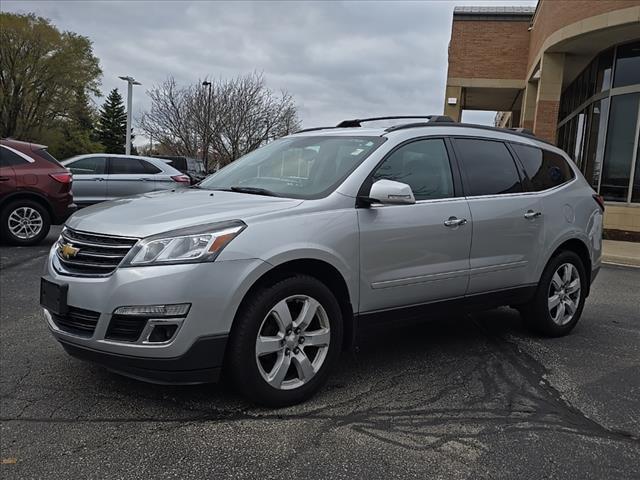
[1, 226, 639, 479]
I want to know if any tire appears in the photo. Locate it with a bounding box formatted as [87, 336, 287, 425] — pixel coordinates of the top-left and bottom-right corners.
[520, 250, 587, 337]
[0, 199, 51, 246]
[227, 275, 343, 407]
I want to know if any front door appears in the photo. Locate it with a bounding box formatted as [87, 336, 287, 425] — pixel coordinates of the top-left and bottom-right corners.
[358, 138, 472, 313]
[451, 137, 544, 294]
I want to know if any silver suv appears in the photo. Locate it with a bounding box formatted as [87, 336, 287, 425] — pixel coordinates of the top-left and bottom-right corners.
[41, 116, 604, 406]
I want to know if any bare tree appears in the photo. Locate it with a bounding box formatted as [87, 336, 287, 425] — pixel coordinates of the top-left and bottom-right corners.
[140, 73, 300, 170]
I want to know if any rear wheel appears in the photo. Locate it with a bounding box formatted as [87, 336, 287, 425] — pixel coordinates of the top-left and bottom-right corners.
[227, 275, 343, 407]
[520, 250, 587, 337]
[0, 199, 51, 246]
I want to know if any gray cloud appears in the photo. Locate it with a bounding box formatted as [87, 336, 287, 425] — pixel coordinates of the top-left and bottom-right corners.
[2, 0, 536, 141]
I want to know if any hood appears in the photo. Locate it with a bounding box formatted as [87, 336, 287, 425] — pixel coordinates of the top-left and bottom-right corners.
[66, 189, 303, 238]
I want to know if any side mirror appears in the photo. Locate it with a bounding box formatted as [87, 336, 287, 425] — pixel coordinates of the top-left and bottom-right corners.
[366, 179, 416, 205]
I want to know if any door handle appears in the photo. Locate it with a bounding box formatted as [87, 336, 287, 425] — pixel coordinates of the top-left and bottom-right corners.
[0, 176, 10, 181]
[93, 177, 105, 182]
[444, 216, 468, 227]
[524, 210, 542, 219]
[138, 177, 149, 181]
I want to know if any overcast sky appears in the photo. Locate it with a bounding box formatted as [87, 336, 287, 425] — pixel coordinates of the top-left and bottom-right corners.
[3, 0, 536, 143]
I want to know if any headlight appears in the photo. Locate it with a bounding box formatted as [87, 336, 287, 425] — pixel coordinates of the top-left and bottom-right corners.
[121, 221, 246, 267]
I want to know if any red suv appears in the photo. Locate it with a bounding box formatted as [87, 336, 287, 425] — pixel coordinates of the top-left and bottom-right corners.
[0, 139, 76, 245]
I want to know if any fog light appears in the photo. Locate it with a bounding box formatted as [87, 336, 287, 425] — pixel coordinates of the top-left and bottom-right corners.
[113, 303, 190, 317]
[148, 324, 178, 343]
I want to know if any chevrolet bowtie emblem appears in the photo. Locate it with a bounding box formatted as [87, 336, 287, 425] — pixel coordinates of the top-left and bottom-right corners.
[59, 243, 80, 259]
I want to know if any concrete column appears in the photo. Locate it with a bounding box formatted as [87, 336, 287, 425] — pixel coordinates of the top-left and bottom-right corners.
[444, 85, 462, 122]
[533, 53, 565, 143]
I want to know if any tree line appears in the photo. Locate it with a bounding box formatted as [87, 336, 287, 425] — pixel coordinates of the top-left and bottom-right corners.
[1, 12, 300, 168]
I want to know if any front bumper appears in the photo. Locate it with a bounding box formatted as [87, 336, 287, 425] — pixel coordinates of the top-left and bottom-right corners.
[58, 334, 227, 384]
[44, 246, 271, 380]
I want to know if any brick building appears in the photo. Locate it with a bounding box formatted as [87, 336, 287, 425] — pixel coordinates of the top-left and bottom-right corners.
[444, 1, 640, 237]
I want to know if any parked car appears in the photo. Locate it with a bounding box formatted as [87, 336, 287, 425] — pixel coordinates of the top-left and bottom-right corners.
[62, 154, 191, 206]
[1, 139, 75, 245]
[41, 116, 604, 407]
[153, 155, 206, 184]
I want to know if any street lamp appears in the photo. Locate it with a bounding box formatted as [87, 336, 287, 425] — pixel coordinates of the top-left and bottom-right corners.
[202, 81, 212, 167]
[119, 75, 141, 155]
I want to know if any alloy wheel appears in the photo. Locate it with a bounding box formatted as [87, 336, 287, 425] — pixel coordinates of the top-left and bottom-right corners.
[255, 295, 330, 390]
[8, 207, 43, 240]
[548, 262, 581, 326]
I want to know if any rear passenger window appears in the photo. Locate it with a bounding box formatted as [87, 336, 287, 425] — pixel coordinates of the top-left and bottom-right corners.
[141, 161, 162, 174]
[1, 146, 31, 166]
[109, 158, 150, 175]
[453, 138, 522, 196]
[510, 143, 575, 191]
[372, 138, 455, 201]
[67, 157, 106, 175]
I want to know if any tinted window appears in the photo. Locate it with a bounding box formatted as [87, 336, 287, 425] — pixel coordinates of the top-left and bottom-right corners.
[0, 146, 30, 166]
[109, 158, 150, 175]
[371, 139, 454, 201]
[35, 148, 63, 166]
[511, 144, 574, 191]
[613, 42, 640, 89]
[141, 160, 162, 174]
[67, 157, 106, 175]
[453, 138, 522, 196]
[600, 92, 640, 201]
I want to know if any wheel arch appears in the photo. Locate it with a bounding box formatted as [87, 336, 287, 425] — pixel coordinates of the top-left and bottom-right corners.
[0, 191, 53, 219]
[233, 258, 356, 351]
[546, 237, 593, 295]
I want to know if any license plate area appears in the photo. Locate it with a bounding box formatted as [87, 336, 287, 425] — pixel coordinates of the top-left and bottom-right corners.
[40, 277, 68, 316]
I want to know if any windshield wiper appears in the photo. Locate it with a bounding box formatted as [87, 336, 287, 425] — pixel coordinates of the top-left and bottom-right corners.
[229, 186, 279, 197]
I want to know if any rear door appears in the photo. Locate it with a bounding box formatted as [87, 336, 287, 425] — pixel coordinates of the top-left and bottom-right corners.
[0, 146, 21, 199]
[106, 157, 157, 199]
[65, 156, 107, 205]
[451, 137, 544, 294]
[358, 137, 472, 312]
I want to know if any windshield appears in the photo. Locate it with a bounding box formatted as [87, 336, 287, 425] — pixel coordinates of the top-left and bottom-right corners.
[198, 136, 385, 199]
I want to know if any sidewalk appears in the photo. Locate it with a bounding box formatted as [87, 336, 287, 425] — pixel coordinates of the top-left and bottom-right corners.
[602, 240, 640, 267]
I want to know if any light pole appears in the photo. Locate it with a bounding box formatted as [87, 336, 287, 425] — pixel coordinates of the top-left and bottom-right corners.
[119, 76, 141, 155]
[202, 81, 212, 168]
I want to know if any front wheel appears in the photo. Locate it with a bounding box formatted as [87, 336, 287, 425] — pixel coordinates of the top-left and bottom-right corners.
[227, 275, 343, 407]
[520, 250, 587, 337]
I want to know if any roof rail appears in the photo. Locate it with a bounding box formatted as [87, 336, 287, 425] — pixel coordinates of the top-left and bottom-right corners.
[336, 115, 453, 128]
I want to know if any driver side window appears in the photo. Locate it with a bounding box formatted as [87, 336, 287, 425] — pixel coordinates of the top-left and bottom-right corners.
[372, 138, 454, 201]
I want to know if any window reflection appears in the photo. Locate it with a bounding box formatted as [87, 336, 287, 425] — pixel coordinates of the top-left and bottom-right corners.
[557, 42, 640, 203]
[601, 93, 640, 202]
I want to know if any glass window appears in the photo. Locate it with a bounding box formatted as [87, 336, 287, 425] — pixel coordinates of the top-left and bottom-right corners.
[0, 146, 30, 166]
[632, 142, 640, 203]
[141, 160, 162, 174]
[371, 139, 454, 201]
[613, 42, 640, 89]
[601, 93, 640, 201]
[199, 136, 385, 199]
[511, 144, 575, 192]
[597, 48, 614, 92]
[67, 156, 106, 175]
[582, 99, 609, 189]
[109, 157, 150, 175]
[453, 138, 522, 196]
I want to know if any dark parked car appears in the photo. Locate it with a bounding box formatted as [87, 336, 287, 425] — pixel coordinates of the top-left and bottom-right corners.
[153, 155, 206, 184]
[0, 139, 75, 245]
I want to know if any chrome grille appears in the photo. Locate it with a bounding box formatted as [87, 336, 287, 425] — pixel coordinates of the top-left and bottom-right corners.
[55, 227, 139, 276]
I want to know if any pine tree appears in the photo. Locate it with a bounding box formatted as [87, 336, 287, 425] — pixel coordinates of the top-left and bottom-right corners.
[97, 88, 129, 153]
